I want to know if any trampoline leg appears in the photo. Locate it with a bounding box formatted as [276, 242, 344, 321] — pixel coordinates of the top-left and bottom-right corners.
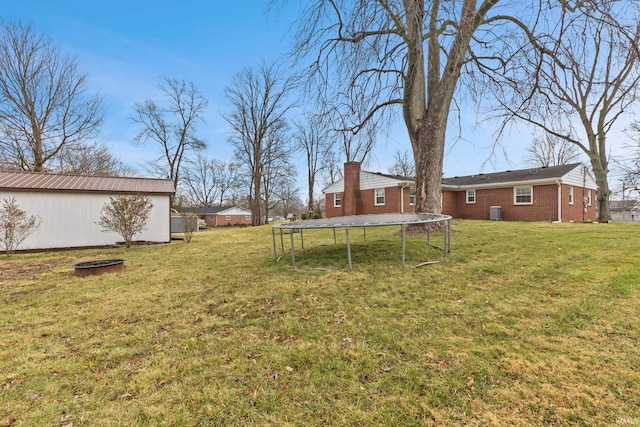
[301, 229, 304, 249]
[280, 229, 285, 255]
[363, 227, 366, 241]
[401, 224, 406, 269]
[272, 228, 277, 262]
[333, 228, 336, 244]
[290, 229, 296, 269]
[346, 227, 352, 271]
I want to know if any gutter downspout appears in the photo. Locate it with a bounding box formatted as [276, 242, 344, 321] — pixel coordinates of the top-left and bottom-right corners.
[400, 183, 412, 213]
[555, 180, 562, 223]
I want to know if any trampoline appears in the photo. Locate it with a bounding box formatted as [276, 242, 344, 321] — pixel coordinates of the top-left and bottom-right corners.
[271, 213, 451, 270]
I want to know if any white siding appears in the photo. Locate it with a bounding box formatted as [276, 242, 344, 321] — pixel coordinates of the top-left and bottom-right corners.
[561, 166, 598, 189]
[0, 191, 170, 250]
[217, 206, 252, 216]
[322, 172, 410, 194]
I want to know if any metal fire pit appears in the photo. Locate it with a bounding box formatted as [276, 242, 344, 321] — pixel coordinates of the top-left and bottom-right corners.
[73, 259, 125, 277]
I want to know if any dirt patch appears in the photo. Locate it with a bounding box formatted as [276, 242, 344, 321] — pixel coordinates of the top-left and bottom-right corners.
[0, 261, 55, 285]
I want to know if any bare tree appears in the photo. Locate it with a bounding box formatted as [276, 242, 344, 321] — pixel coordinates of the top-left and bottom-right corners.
[54, 142, 134, 176]
[0, 20, 104, 172]
[0, 197, 40, 257]
[330, 105, 378, 164]
[222, 62, 296, 225]
[525, 133, 581, 168]
[131, 77, 207, 205]
[494, 2, 640, 221]
[182, 155, 242, 207]
[285, 0, 513, 214]
[182, 154, 224, 207]
[97, 195, 153, 248]
[619, 121, 640, 200]
[260, 124, 295, 223]
[181, 213, 198, 243]
[293, 112, 333, 214]
[388, 149, 416, 177]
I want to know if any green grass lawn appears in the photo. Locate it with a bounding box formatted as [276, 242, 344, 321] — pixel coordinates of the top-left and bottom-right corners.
[1, 220, 639, 426]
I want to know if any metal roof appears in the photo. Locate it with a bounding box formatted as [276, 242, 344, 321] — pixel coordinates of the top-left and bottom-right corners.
[0, 170, 175, 194]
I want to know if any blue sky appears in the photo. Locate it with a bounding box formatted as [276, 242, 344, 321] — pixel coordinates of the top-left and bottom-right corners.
[6, 1, 627, 194]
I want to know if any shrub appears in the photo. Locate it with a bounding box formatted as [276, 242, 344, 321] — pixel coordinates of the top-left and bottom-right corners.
[97, 195, 153, 248]
[0, 197, 41, 257]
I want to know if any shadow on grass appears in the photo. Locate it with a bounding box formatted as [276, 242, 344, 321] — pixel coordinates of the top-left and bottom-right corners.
[275, 235, 448, 271]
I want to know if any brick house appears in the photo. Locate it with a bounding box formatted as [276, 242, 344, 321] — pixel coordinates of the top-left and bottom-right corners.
[323, 162, 598, 222]
[181, 206, 252, 227]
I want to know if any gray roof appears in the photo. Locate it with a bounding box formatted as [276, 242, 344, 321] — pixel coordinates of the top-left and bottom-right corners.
[610, 200, 639, 210]
[181, 206, 230, 215]
[442, 163, 582, 187]
[0, 170, 175, 194]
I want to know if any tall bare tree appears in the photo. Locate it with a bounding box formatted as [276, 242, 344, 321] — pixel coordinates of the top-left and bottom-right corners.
[53, 142, 133, 176]
[0, 20, 104, 172]
[388, 149, 416, 177]
[285, 0, 511, 214]
[131, 77, 207, 205]
[182, 154, 241, 207]
[222, 62, 296, 225]
[525, 133, 581, 168]
[293, 112, 333, 214]
[494, 2, 640, 221]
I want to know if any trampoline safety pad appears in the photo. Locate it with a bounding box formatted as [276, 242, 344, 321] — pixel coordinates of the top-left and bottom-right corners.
[271, 213, 451, 270]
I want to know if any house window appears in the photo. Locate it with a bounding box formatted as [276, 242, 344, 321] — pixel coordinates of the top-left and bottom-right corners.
[587, 190, 592, 206]
[409, 189, 415, 206]
[514, 186, 533, 205]
[334, 192, 342, 207]
[374, 188, 385, 206]
[568, 186, 574, 205]
[245, 215, 250, 220]
[225, 215, 231, 220]
[466, 189, 476, 204]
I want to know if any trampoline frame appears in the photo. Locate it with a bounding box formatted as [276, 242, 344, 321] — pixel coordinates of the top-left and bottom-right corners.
[271, 213, 451, 270]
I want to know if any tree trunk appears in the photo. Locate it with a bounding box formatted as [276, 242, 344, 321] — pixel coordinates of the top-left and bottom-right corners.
[413, 109, 446, 214]
[590, 157, 611, 221]
[308, 169, 314, 215]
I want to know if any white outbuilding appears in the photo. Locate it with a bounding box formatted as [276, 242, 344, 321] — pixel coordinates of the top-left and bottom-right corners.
[0, 170, 175, 251]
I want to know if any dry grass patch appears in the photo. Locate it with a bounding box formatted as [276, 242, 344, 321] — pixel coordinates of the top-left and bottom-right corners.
[1, 221, 639, 426]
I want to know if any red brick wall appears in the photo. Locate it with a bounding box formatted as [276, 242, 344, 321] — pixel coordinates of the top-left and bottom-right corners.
[443, 185, 558, 221]
[560, 184, 597, 221]
[215, 214, 252, 226]
[325, 193, 342, 218]
[442, 184, 597, 221]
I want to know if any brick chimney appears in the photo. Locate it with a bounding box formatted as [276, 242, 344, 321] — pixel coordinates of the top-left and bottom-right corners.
[342, 161, 361, 216]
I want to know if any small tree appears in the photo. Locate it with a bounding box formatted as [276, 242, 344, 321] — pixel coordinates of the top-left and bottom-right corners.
[98, 195, 153, 248]
[181, 213, 198, 243]
[0, 197, 41, 257]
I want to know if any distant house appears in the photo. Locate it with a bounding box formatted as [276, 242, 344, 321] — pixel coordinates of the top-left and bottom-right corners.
[323, 162, 598, 222]
[609, 200, 640, 222]
[181, 206, 252, 227]
[0, 170, 175, 250]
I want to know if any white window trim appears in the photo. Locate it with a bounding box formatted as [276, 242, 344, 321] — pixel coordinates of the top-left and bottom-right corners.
[587, 189, 592, 206]
[334, 192, 342, 207]
[568, 186, 574, 205]
[374, 188, 385, 206]
[225, 215, 231, 220]
[409, 189, 415, 206]
[245, 215, 250, 220]
[514, 186, 533, 205]
[466, 189, 476, 204]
